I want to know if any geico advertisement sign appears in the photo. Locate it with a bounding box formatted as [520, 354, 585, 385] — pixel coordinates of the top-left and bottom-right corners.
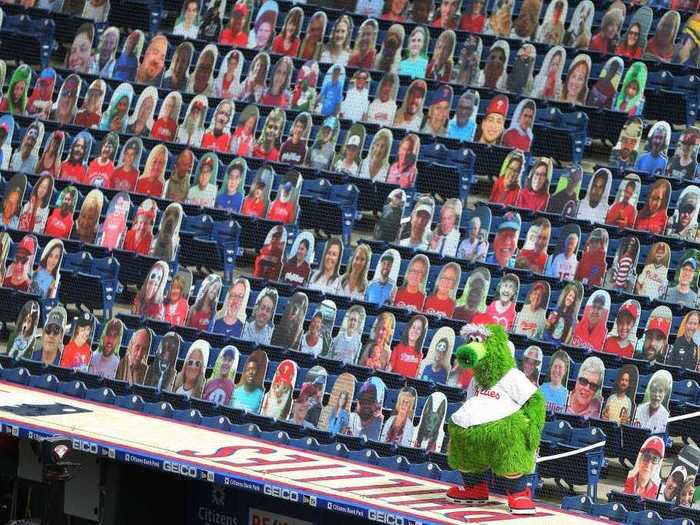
[248, 507, 312, 525]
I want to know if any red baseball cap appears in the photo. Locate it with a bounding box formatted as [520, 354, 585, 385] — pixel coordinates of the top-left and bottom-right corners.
[641, 436, 665, 457]
[16, 236, 37, 257]
[275, 360, 295, 387]
[647, 317, 670, 338]
[486, 95, 509, 117]
[618, 301, 638, 321]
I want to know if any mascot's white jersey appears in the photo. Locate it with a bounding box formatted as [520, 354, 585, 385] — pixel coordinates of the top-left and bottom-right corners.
[451, 368, 537, 429]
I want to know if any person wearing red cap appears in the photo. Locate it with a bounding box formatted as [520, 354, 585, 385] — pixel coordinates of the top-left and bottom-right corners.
[261, 360, 295, 419]
[575, 228, 608, 287]
[186, 154, 218, 207]
[178, 99, 206, 147]
[639, 317, 671, 363]
[123, 204, 155, 255]
[3, 236, 36, 292]
[478, 95, 508, 145]
[665, 258, 699, 308]
[603, 301, 639, 358]
[624, 436, 664, 499]
[253, 226, 285, 281]
[219, 2, 249, 47]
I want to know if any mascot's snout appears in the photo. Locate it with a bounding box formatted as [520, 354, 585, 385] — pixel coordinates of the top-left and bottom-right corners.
[457, 341, 486, 370]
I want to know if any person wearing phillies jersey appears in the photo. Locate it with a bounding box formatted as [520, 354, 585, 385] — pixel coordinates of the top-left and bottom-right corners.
[44, 187, 77, 238]
[266, 181, 296, 224]
[279, 113, 309, 166]
[389, 315, 427, 378]
[122, 204, 155, 255]
[393, 254, 429, 310]
[150, 92, 181, 142]
[635, 243, 669, 301]
[85, 133, 118, 188]
[423, 263, 460, 317]
[546, 232, 579, 281]
[58, 134, 90, 183]
[111, 138, 142, 191]
[201, 100, 233, 153]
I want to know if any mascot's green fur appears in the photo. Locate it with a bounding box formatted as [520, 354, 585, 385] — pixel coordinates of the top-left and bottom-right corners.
[445, 323, 545, 513]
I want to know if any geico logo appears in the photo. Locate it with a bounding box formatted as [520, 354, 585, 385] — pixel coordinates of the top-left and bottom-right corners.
[368, 509, 403, 525]
[263, 485, 299, 502]
[163, 461, 197, 478]
[71, 439, 98, 454]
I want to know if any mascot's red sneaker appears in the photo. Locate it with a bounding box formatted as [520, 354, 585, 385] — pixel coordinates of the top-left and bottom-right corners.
[446, 480, 489, 504]
[507, 487, 536, 515]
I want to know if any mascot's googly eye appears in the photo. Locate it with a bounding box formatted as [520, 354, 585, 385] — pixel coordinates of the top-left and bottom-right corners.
[467, 334, 484, 343]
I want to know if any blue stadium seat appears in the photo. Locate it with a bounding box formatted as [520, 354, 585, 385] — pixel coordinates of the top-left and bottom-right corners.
[626, 510, 665, 525]
[591, 502, 630, 522]
[85, 387, 116, 404]
[561, 495, 594, 514]
[0, 366, 30, 385]
[115, 395, 145, 412]
[57, 380, 87, 398]
[28, 374, 59, 391]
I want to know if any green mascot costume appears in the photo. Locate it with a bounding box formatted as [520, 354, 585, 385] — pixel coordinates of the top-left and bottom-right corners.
[446, 323, 545, 514]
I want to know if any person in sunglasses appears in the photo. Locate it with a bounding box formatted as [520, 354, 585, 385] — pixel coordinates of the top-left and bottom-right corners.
[624, 437, 664, 499]
[31, 306, 67, 365]
[566, 356, 604, 417]
[173, 341, 209, 399]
